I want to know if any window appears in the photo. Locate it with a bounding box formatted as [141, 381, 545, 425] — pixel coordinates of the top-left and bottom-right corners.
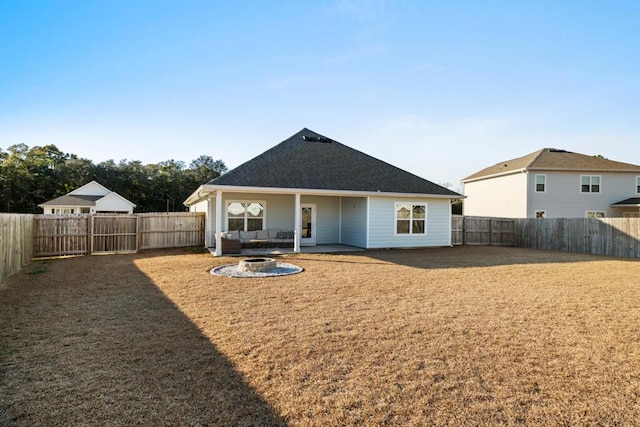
[535, 210, 546, 219]
[395, 203, 426, 235]
[586, 211, 605, 218]
[535, 174, 546, 192]
[581, 175, 600, 193]
[636, 176, 640, 194]
[53, 208, 74, 214]
[226, 201, 264, 231]
[81, 208, 91, 214]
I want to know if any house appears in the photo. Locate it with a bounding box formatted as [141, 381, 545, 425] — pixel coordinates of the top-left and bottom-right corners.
[39, 181, 136, 214]
[183, 128, 462, 255]
[461, 148, 640, 218]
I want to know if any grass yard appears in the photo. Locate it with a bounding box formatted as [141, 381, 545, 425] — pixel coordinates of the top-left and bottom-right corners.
[1, 246, 640, 426]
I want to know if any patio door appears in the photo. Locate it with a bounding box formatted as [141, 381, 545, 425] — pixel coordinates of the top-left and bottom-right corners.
[301, 204, 316, 246]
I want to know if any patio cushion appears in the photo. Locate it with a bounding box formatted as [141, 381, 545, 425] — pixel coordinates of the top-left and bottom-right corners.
[226, 230, 240, 240]
[223, 230, 240, 240]
[277, 231, 294, 240]
[256, 229, 270, 240]
[240, 231, 257, 241]
[268, 229, 281, 239]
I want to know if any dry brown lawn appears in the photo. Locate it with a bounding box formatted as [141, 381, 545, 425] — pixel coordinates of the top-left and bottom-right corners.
[1, 246, 640, 426]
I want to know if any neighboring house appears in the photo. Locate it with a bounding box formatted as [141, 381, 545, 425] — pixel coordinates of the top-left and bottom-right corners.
[184, 128, 462, 255]
[39, 181, 136, 214]
[461, 148, 640, 219]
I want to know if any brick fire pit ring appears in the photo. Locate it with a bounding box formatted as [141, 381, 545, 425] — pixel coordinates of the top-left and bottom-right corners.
[238, 257, 277, 273]
[211, 258, 303, 278]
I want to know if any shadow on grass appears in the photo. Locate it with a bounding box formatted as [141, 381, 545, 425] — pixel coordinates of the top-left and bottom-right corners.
[0, 253, 287, 426]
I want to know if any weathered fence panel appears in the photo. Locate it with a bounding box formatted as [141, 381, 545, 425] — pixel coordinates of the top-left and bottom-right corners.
[33, 212, 205, 257]
[462, 216, 515, 246]
[514, 217, 640, 258]
[92, 215, 138, 254]
[33, 215, 90, 256]
[139, 212, 206, 250]
[451, 215, 464, 246]
[1, 214, 34, 284]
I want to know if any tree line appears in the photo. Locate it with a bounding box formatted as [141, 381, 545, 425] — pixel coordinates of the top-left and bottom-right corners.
[0, 144, 227, 213]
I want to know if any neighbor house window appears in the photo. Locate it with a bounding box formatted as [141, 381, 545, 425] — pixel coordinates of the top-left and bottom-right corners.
[395, 203, 427, 235]
[535, 174, 546, 192]
[586, 211, 606, 218]
[636, 176, 640, 194]
[81, 208, 91, 214]
[581, 175, 600, 193]
[226, 201, 265, 231]
[535, 210, 546, 219]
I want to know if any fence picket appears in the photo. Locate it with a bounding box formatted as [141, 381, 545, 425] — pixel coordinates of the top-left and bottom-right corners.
[32, 212, 205, 257]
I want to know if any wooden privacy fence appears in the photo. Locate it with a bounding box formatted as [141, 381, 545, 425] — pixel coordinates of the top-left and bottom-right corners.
[451, 215, 515, 246]
[33, 212, 205, 257]
[452, 215, 640, 259]
[515, 217, 640, 259]
[1, 214, 34, 284]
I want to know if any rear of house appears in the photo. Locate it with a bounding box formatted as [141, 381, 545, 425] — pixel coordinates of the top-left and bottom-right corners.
[185, 129, 461, 254]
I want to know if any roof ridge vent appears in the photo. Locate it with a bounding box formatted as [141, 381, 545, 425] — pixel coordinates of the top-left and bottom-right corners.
[303, 135, 332, 143]
[549, 148, 571, 153]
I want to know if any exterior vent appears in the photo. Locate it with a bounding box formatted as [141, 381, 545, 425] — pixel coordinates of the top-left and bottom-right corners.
[303, 135, 332, 143]
[549, 149, 571, 153]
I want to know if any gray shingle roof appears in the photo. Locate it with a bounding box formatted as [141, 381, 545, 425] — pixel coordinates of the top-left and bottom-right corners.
[39, 194, 103, 206]
[611, 198, 640, 207]
[207, 128, 460, 196]
[462, 148, 640, 182]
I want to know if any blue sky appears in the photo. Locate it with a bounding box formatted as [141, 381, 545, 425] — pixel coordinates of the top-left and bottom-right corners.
[1, 1, 639, 190]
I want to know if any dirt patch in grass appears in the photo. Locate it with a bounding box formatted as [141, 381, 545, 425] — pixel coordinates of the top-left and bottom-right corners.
[1, 246, 640, 425]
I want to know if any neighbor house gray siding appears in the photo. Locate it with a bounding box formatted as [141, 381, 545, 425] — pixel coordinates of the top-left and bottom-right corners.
[527, 171, 640, 218]
[368, 196, 451, 248]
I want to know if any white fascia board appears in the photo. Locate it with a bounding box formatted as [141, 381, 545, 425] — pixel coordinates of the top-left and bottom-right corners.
[183, 185, 211, 206]
[191, 184, 462, 200]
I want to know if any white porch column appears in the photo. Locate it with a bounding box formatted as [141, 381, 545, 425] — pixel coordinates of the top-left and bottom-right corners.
[215, 191, 223, 256]
[294, 193, 301, 253]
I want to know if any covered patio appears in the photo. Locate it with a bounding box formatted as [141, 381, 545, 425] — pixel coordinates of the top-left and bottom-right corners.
[207, 244, 364, 257]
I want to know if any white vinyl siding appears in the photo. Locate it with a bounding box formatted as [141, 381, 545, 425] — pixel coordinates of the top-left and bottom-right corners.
[368, 197, 450, 248]
[94, 193, 135, 213]
[463, 172, 528, 218]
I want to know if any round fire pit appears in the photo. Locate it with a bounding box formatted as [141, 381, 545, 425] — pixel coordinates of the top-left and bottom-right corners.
[238, 257, 277, 273]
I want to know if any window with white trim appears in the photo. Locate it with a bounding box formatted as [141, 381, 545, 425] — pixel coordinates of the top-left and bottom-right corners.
[535, 210, 546, 219]
[535, 174, 546, 192]
[586, 211, 605, 218]
[53, 208, 74, 214]
[226, 201, 265, 231]
[395, 203, 427, 235]
[581, 175, 600, 193]
[636, 176, 640, 194]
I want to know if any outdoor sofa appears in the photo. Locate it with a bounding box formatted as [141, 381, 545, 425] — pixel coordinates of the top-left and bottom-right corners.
[217, 229, 295, 253]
